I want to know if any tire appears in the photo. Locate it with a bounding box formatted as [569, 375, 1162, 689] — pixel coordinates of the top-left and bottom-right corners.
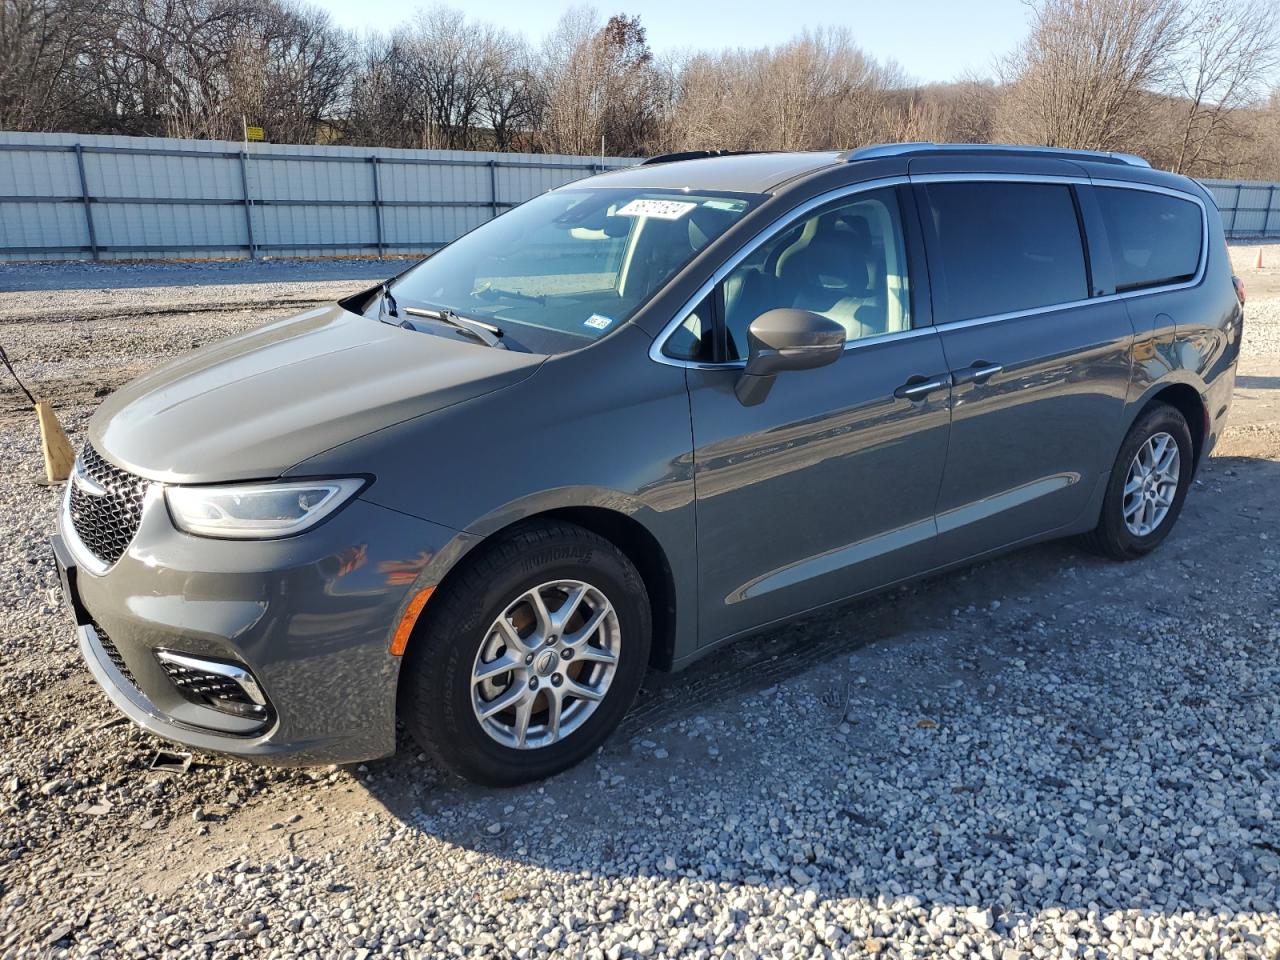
[1084, 402, 1194, 561]
[400, 520, 651, 786]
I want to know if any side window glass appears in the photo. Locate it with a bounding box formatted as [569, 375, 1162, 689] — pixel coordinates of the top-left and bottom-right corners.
[923, 182, 1088, 322]
[662, 292, 715, 362]
[720, 188, 912, 361]
[1095, 187, 1202, 292]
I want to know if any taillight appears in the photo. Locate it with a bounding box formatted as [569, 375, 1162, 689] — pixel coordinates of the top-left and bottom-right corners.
[1232, 275, 1246, 305]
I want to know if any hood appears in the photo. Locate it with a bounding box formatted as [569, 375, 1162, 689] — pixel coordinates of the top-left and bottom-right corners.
[90, 304, 545, 482]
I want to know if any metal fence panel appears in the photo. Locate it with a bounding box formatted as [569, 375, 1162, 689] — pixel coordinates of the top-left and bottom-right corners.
[0, 131, 633, 262]
[12, 132, 1271, 260]
[1201, 179, 1280, 238]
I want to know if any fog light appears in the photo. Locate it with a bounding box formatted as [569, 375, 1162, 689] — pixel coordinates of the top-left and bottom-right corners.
[154, 650, 270, 721]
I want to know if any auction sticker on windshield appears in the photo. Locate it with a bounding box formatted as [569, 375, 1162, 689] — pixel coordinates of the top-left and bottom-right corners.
[583, 314, 614, 331]
[615, 199, 697, 220]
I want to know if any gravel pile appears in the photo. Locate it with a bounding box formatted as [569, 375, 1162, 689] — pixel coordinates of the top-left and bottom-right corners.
[0, 261, 1277, 959]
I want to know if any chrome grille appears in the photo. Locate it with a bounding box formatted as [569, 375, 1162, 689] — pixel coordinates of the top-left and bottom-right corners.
[68, 445, 148, 567]
[92, 620, 136, 686]
[155, 652, 271, 722]
[160, 661, 257, 707]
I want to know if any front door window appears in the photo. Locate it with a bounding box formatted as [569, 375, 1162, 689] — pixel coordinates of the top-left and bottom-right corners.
[720, 188, 912, 359]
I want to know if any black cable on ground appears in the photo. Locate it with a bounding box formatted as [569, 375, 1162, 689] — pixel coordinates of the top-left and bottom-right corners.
[0, 345, 37, 408]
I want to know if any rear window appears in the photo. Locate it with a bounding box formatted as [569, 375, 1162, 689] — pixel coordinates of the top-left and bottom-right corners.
[1095, 187, 1202, 292]
[922, 182, 1089, 323]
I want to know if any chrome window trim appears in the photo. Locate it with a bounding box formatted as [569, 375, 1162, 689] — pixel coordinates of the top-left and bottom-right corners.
[1089, 176, 1210, 292]
[650, 173, 1209, 369]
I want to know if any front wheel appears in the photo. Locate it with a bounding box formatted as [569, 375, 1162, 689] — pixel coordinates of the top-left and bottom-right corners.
[400, 521, 651, 785]
[1085, 402, 1194, 560]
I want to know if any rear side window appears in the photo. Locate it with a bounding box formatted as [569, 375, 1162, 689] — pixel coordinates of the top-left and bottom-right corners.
[922, 182, 1089, 323]
[1095, 187, 1202, 292]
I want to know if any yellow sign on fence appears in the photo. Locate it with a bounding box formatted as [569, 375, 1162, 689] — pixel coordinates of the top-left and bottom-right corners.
[245, 126, 265, 142]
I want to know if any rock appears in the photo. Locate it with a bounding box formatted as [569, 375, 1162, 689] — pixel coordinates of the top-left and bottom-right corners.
[966, 908, 994, 931]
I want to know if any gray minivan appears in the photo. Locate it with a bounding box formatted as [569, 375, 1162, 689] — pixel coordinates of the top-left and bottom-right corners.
[52, 144, 1243, 785]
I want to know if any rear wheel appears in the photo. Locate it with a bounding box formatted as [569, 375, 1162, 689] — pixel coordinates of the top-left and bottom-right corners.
[400, 521, 650, 785]
[1085, 403, 1194, 560]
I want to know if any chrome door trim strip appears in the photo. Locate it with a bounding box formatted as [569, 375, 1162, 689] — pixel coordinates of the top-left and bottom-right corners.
[650, 173, 1210, 369]
[726, 515, 938, 604]
[935, 473, 1080, 536]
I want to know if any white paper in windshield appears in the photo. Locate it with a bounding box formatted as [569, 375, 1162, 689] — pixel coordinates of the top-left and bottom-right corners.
[615, 199, 697, 220]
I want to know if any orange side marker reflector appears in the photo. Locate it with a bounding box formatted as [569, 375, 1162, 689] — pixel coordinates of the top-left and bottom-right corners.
[390, 586, 435, 656]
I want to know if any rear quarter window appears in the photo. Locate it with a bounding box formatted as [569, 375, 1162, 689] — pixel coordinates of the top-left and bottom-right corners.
[922, 182, 1089, 323]
[1095, 187, 1203, 292]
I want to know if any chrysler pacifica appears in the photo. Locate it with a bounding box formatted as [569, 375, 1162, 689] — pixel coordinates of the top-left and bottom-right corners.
[53, 144, 1242, 784]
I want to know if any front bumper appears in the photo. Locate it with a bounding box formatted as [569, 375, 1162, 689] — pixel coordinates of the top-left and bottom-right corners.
[54, 489, 476, 766]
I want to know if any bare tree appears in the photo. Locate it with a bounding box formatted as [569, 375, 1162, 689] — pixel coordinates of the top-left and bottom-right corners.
[401, 7, 490, 149]
[4, 0, 1280, 180]
[344, 7, 536, 151]
[0, 0, 98, 130]
[660, 27, 904, 153]
[343, 32, 407, 146]
[912, 73, 999, 144]
[1169, 0, 1279, 174]
[69, 0, 351, 141]
[534, 8, 661, 156]
[477, 29, 537, 150]
[999, 0, 1186, 150]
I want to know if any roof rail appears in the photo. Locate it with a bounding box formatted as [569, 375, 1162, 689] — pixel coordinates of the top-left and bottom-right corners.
[640, 150, 765, 165]
[846, 142, 1151, 168]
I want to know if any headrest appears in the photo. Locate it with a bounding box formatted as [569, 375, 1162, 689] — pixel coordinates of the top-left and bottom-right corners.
[840, 215, 872, 254]
[803, 235, 861, 288]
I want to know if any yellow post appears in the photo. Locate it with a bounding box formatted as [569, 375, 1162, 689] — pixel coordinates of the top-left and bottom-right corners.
[36, 401, 75, 483]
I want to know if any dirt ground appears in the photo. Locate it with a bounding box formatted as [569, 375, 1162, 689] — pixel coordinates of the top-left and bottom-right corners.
[1224, 241, 1280, 459]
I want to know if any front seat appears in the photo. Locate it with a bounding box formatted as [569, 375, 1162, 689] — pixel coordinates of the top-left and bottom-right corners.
[782, 227, 880, 339]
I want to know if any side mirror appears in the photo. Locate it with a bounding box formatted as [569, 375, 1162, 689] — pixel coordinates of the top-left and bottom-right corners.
[735, 309, 845, 406]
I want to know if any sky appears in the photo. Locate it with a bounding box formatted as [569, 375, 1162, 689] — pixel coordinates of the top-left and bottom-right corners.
[312, 0, 1034, 85]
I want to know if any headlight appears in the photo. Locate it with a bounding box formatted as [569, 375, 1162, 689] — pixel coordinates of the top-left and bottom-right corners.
[165, 479, 365, 539]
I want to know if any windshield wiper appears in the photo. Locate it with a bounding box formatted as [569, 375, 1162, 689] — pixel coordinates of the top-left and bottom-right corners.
[474, 283, 545, 306]
[404, 306, 506, 348]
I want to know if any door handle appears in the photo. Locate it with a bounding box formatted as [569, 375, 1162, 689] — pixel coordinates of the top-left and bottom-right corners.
[952, 361, 1004, 386]
[893, 375, 950, 401]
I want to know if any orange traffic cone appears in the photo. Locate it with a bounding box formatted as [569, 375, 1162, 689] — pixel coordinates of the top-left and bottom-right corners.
[1257, 247, 1265, 270]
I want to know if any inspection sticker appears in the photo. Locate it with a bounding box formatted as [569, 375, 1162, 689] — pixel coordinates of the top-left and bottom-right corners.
[584, 314, 614, 331]
[615, 199, 697, 220]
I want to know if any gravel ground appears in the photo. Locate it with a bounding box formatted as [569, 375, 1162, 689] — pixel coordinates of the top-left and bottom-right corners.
[0, 256, 1278, 959]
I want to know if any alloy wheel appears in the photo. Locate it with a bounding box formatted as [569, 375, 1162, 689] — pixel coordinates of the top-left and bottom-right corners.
[1122, 431, 1180, 537]
[470, 580, 620, 750]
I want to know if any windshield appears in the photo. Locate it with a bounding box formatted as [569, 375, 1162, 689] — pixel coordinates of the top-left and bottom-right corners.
[386, 187, 759, 353]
